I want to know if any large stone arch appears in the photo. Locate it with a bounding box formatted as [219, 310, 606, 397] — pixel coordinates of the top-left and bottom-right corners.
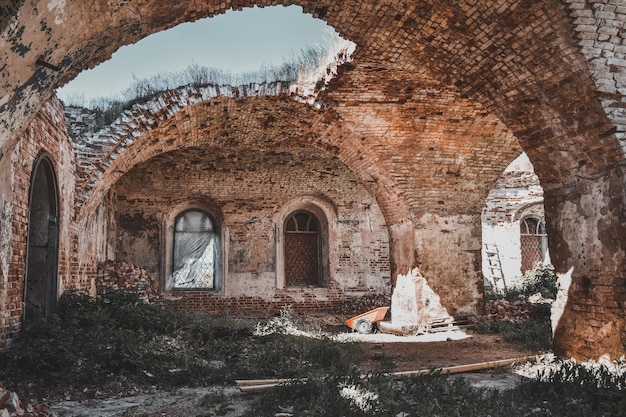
[0, 0, 624, 358]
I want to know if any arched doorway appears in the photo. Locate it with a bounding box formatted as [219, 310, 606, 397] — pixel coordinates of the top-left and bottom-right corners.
[24, 154, 60, 321]
[284, 211, 322, 287]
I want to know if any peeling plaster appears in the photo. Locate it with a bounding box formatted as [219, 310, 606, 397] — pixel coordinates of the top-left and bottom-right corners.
[0, 201, 11, 282]
[0, 144, 14, 286]
[46, 0, 66, 25]
[415, 213, 483, 315]
[551, 266, 573, 335]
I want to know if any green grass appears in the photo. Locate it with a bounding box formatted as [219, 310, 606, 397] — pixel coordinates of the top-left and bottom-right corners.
[475, 302, 553, 352]
[478, 264, 556, 352]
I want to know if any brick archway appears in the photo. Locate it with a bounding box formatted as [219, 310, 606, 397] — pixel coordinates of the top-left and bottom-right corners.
[2, 0, 626, 359]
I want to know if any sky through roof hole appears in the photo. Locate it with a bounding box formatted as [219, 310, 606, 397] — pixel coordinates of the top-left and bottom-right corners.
[57, 5, 355, 108]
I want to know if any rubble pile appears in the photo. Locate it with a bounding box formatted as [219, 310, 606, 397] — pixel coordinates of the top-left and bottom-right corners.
[97, 261, 160, 303]
[0, 383, 53, 417]
[378, 268, 453, 335]
[335, 293, 391, 316]
[485, 294, 552, 322]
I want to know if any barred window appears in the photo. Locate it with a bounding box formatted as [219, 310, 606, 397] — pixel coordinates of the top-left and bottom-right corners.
[284, 211, 322, 287]
[520, 216, 548, 273]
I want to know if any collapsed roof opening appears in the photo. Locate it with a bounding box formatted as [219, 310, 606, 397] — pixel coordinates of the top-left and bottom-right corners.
[57, 5, 356, 111]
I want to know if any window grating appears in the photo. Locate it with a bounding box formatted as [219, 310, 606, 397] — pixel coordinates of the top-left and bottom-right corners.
[284, 211, 321, 286]
[520, 216, 548, 273]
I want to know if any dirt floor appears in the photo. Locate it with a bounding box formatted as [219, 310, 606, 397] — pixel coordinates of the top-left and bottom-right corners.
[358, 332, 528, 372]
[48, 331, 534, 417]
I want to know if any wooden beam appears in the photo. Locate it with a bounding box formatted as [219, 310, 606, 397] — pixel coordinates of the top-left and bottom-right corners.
[390, 356, 537, 378]
[236, 356, 538, 393]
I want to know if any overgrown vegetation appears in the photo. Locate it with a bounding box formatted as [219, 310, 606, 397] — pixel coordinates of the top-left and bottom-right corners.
[0, 290, 362, 400]
[2, 285, 625, 416]
[476, 303, 553, 352]
[487, 264, 558, 301]
[247, 360, 626, 417]
[476, 264, 557, 352]
[62, 31, 354, 128]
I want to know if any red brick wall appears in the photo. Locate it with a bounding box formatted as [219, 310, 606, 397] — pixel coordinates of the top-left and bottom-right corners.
[0, 98, 83, 347]
[113, 146, 392, 309]
[97, 261, 159, 303]
[169, 289, 388, 317]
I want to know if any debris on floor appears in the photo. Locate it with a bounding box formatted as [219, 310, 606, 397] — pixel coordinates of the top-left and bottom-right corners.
[0, 382, 54, 417]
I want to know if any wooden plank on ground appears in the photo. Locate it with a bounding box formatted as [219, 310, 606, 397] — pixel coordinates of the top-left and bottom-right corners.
[236, 356, 537, 393]
[391, 356, 537, 378]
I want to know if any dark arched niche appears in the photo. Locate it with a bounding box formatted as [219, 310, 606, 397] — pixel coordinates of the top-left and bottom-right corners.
[24, 153, 60, 321]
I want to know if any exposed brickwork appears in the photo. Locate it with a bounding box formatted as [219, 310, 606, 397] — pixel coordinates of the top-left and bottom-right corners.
[485, 295, 549, 323]
[169, 288, 390, 318]
[113, 146, 392, 308]
[67, 84, 310, 213]
[97, 261, 159, 303]
[326, 62, 522, 216]
[0, 98, 82, 347]
[0, 1, 625, 360]
[483, 171, 545, 227]
[482, 169, 546, 287]
[565, 1, 626, 152]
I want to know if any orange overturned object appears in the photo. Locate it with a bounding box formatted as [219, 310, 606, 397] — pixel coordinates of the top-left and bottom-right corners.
[345, 306, 390, 334]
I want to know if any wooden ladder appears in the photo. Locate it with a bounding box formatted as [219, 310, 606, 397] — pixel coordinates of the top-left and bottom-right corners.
[484, 244, 506, 291]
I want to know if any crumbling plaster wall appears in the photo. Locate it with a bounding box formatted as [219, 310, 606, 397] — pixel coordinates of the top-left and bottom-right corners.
[482, 167, 546, 288]
[414, 213, 483, 317]
[549, 169, 626, 360]
[76, 190, 117, 296]
[112, 146, 391, 313]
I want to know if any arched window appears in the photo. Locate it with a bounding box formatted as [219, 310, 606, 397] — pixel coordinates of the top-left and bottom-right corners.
[172, 210, 219, 290]
[284, 211, 322, 287]
[520, 216, 548, 273]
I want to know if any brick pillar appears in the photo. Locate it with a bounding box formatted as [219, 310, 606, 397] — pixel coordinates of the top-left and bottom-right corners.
[551, 167, 626, 360]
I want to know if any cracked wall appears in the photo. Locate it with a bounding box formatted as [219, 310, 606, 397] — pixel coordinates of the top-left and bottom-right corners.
[112, 145, 391, 313]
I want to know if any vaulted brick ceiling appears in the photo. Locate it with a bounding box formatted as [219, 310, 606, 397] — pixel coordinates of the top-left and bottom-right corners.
[0, 0, 623, 213]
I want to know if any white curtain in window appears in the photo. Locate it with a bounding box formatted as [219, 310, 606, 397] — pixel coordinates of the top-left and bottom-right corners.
[173, 211, 215, 288]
